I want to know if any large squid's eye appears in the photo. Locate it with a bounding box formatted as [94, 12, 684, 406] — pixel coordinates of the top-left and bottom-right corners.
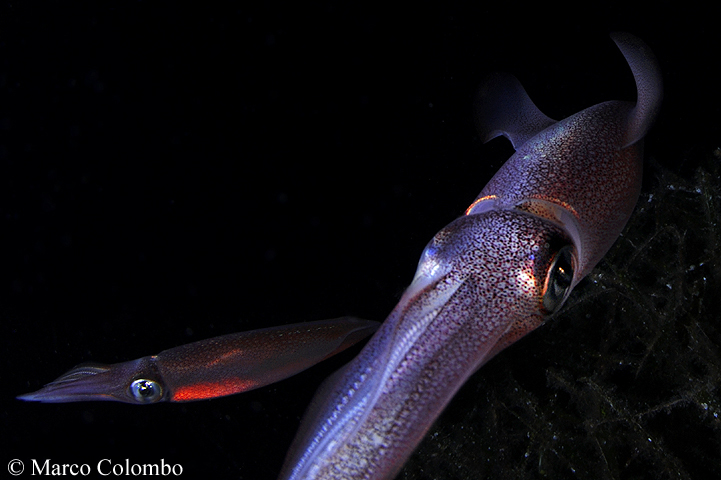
[129, 379, 163, 404]
[542, 245, 575, 314]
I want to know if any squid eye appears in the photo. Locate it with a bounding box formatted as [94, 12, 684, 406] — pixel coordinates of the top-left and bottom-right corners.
[542, 245, 575, 314]
[129, 379, 163, 404]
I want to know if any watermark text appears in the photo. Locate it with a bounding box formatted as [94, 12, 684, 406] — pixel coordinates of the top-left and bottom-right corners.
[7, 459, 183, 476]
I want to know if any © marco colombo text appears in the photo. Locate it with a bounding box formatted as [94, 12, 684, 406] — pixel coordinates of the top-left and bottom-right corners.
[28, 459, 182, 476]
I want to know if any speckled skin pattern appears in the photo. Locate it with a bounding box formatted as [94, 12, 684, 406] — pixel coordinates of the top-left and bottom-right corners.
[280, 33, 661, 480]
[477, 102, 641, 279]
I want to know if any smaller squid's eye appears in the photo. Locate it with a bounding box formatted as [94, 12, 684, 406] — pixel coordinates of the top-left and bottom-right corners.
[542, 245, 575, 314]
[129, 379, 163, 404]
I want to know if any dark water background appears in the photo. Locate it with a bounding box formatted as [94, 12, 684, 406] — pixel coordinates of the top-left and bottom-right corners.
[2, 3, 719, 479]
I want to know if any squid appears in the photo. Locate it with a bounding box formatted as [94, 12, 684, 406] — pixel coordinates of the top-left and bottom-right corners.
[20, 32, 661, 480]
[17, 317, 379, 403]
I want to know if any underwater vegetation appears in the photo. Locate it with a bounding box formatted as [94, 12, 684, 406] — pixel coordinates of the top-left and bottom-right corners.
[399, 147, 721, 479]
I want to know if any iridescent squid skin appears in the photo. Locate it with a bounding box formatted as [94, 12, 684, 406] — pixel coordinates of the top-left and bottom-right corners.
[279, 33, 662, 480]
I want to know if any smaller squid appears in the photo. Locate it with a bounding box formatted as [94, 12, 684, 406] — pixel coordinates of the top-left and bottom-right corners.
[18, 317, 379, 404]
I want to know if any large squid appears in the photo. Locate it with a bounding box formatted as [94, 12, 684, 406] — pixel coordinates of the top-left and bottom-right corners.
[20, 33, 661, 480]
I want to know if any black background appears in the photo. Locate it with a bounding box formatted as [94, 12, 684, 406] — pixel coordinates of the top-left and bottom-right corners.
[2, 2, 719, 480]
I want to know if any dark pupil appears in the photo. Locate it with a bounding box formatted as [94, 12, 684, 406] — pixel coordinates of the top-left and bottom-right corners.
[136, 381, 156, 397]
[553, 254, 573, 294]
[543, 246, 575, 314]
